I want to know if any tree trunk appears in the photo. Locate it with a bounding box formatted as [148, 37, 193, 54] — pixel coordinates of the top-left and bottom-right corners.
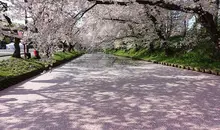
[68, 44, 74, 52]
[61, 42, 66, 52]
[12, 38, 21, 58]
[46, 47, 50, 58]
[198, 12, 220, 58]
[182, 18, 187, 37]
[215, 0, 219, 24]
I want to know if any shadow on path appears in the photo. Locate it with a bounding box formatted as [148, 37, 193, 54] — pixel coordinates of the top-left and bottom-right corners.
[0, 53, 220, 130]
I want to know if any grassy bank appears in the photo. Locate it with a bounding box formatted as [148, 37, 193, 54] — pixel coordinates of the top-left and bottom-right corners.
[53, 51, 81, 61]
[0, 51, 82, 90]
[106, 48, 220, 74]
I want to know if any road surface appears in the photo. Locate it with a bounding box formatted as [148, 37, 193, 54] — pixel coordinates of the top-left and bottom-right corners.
[0, 49, 14, 56]
[0, 49, 34, 61]
[0, 53, 220, 130]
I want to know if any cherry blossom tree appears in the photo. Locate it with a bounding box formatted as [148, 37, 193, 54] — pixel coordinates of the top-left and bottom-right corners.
[0, 0, 23, 58]
[15, 0, 97, 57]
[6, 0, 219, 59]
[88, 0, 220, 55]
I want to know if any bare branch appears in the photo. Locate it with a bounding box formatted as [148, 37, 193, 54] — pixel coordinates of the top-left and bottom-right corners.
[102, 18, 140, 24]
